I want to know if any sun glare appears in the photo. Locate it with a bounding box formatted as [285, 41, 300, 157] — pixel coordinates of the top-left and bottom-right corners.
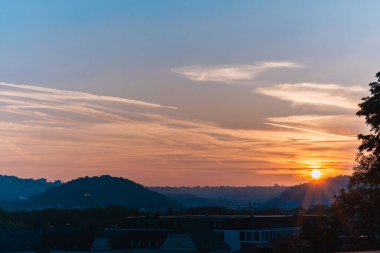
[309, 161, 320, 169]
[310, 169, 322, 179]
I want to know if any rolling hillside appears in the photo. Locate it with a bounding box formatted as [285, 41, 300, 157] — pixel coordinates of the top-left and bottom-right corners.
[0, 175, 61, 200]
[264, 176, 350, 208]
[151, 185, 288, 208]
[0, 175, 180, 211]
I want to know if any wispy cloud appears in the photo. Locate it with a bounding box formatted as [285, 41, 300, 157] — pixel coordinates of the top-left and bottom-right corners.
[265, 122, 356, 141]
[172, 61, 302, 83]
[255, 83, 365, 110]
[267, 114, 366, 136]
[0, 81, 360, 185]
[0, 82, 177, 109]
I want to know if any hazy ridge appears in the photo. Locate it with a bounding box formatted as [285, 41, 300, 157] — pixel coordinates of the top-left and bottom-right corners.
[0, 175, 350, 210]
[150, 185, 288, 208]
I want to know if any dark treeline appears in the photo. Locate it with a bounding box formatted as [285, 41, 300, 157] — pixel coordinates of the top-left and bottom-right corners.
[0, 205, 290, 232]
[0, 203, 376, 252]
[0, 204, 364, 252]
[0, 205, 143, 232]
[0, 204, 326, 231]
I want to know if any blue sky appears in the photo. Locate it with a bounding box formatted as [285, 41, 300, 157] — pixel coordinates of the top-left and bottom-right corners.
[1, 0, 379, 86]
[0, 0, 378, 185]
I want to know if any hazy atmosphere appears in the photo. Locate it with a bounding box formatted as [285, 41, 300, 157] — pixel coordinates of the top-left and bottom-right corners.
[1, 0, 379, 185]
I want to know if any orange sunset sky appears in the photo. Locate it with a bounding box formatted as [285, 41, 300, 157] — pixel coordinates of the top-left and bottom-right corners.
[0, 1, 378, 186]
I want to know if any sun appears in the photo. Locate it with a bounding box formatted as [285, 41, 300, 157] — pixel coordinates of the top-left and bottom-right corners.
[310, 169, 322, 179]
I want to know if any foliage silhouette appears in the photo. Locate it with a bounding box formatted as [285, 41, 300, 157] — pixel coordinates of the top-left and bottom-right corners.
[334, 71, 380, 249]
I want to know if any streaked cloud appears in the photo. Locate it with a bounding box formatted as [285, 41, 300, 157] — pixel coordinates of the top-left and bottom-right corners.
[255, 83, 366, 110]
[267, 114, 366, 136]
[265, 122, 355, 140]
[172, 61, 302, 83]
[0, 82, 177, 109]
[0, 82, 360, 185]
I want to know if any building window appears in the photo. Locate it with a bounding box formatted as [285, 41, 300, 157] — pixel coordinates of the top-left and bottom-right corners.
[264, 231, 269, 241]
[239, 231, 246, 241]
[246, 232, 252, 241]
[254, 232, 259, 241]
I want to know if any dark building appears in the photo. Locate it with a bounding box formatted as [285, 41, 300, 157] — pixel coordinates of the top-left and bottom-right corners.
[107, 217, 230, 253]
[30, 215, 304, 252]
[115, 215, 302, 252]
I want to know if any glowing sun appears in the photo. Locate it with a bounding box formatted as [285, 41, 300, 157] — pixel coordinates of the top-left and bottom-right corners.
[310, 169, 322, 179]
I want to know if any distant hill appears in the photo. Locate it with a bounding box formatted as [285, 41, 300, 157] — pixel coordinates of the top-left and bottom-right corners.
[0, 175, 61, 200]
[264, 176, 350, 208]
[157, 192, 220, 208]
[150, 185, 288, 208]
[0, 175, 180, 211]
[0, 174, 350, 211]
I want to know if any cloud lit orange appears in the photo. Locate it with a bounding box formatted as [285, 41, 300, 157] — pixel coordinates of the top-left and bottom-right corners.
[0, 80, 364, 186]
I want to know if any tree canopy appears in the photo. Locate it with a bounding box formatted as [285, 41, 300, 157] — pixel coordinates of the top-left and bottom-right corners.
[334, 71, 380, 249]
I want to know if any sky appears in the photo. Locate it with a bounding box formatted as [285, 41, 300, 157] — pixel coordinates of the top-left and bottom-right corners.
[0, 0, 379, 186]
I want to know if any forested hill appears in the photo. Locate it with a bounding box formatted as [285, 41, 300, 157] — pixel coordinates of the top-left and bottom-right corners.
[264, 176, 350, 208]
[0, 174, 349, 210]
[0, 175, 61, 200]
[150, 185, 288, 208]
[0, 175, 181, 211]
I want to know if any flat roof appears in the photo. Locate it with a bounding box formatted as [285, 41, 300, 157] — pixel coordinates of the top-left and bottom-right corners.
[124, 215, 296, 219]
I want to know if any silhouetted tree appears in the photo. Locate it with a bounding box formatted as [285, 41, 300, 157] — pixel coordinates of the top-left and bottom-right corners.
[335, 72, 380, 249]
[300, 215, 340, 253]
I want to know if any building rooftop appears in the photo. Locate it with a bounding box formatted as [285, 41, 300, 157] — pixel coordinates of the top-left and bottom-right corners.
[122, 214, 303, 230]
[124, 214, 296, 219]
